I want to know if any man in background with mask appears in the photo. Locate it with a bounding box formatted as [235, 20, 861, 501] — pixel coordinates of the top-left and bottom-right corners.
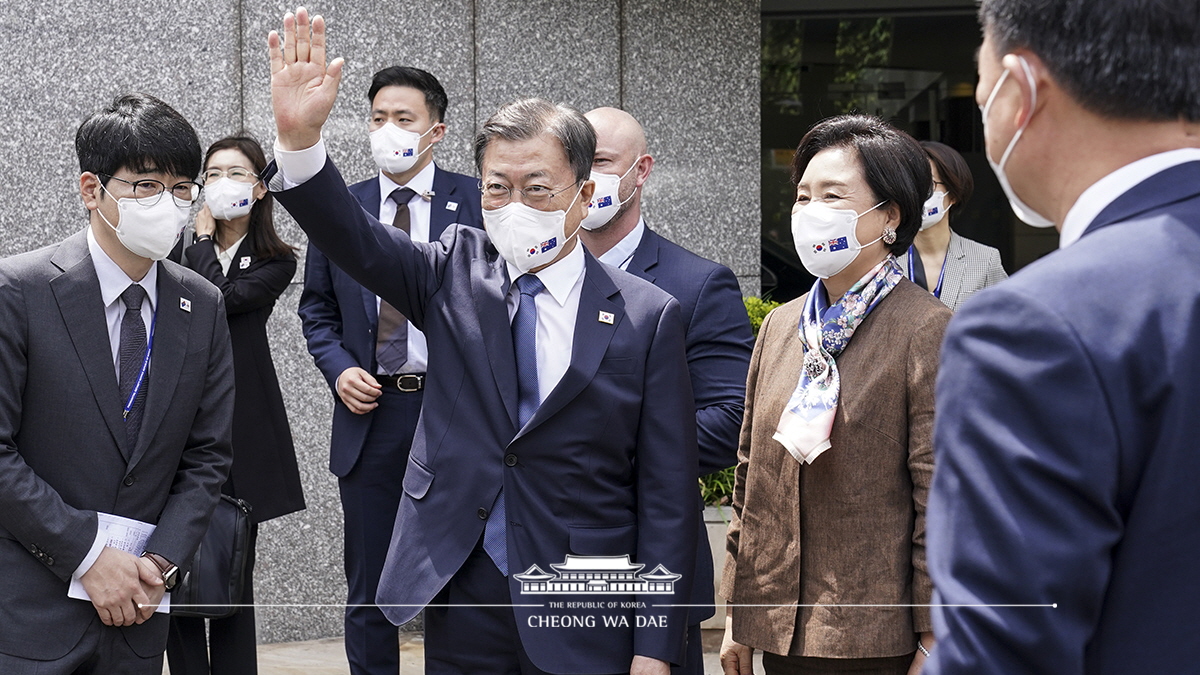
[0, 93, 234, 672]
[925, 1, 1200, 673]
[297, 64, 481, 675]
[580, 106, 753, 675]
[269, 10, 696, 674]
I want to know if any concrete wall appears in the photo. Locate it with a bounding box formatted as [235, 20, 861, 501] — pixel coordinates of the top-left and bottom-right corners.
[0, 0, 759, 644]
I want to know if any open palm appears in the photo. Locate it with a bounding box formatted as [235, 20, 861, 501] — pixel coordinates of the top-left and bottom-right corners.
[268, 7, 345, 151]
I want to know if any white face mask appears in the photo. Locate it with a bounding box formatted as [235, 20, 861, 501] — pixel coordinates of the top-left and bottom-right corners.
[791, 200, 886, 279]
[203, 177, 256, 221]
[981, 58, 1055, 228]
[370, 123, 436, 174]
[97, 182, 189, 261]
[484, 185, 584, 274]
[920, 190, 949, 230]
[580, 157, 641, 231]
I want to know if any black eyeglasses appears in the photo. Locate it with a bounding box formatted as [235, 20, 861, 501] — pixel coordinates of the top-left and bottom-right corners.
[99, 173, 202, 207]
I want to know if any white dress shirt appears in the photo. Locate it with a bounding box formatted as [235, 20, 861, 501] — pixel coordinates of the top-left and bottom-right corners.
[596, 217, 646, 271]
[215, 233, 248, 276]
[375, 163, 435, 374]
[505, 243, 586, 406]
[1059, 148, 1200, 248]
[273, 137, 584, 402]
[77, 227, 159, 579]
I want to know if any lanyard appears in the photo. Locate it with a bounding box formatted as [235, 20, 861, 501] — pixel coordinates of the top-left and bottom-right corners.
[907, 245, 947, 299]
[123, 310, 157, 420]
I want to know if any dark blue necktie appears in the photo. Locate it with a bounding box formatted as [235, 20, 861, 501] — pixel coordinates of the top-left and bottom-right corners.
[483, 274, 544, 575]
[119, 284, 148, 449]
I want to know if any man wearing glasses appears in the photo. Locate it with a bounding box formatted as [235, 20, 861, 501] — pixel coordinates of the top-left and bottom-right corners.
[268, 10, 696, 675]
[297, 65, 481, 675]
[0, 93, 234, 672]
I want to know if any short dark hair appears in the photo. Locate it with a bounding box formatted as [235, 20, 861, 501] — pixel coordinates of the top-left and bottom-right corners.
[921, 141, 974, 210]
[76, 93, 201, 184]
[204, 136, 295, 259]
[368, 66, 449, 123]
[474, 99, 595, 185]
[980, 0, 1200, 122]
[791, 114, 931, 257]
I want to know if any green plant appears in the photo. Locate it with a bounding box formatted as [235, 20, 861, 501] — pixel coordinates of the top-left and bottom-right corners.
[699, 296, 785, 507]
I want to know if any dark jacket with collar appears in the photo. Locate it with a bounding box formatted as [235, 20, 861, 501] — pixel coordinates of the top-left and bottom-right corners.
[298, 165, 483, 477]
[0, 230, 233, 659]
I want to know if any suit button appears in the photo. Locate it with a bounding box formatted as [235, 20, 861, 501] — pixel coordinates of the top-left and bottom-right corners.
[123, 475, 136, 487]
[477, 507, 488, 520]
[44, 556, 54, 566]
[504, 454, 517, 467]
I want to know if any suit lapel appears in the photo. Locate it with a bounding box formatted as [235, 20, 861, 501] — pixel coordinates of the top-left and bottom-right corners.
[625, 226, 660, 285]
[513, 254, 622, 442]
[225, 238, 254, 282]
[49, 232, 128, 458]
[430, 166, 462, 239]
[940, 232, 969, 310]
[471, 253, 520, 431]
[128, 262, 192, 469]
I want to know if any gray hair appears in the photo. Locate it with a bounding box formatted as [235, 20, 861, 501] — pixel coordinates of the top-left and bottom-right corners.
[474, 98, 596, 184]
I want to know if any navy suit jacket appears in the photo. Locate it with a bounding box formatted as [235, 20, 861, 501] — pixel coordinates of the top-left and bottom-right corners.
[298, 166, 482, 477]
[275, 160, 699, 673]
[926, 160, 1200, 674]
[623, 226, 753, 627]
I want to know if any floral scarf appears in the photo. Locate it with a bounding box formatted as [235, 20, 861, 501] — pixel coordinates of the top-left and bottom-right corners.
[773, 256, 904, 464]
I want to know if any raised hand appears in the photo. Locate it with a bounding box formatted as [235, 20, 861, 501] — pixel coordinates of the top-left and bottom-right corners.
[267, 7, 345, 151]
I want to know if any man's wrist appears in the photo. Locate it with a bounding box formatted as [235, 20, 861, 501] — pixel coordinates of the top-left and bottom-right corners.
[140, 552, 180, 590]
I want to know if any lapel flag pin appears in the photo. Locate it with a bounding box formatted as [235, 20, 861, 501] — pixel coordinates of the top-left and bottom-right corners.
[598, 311, 614, 325]
[179, 297, 192, 312]
[239, 256, 252, 270]
[446, 201, 459, 211]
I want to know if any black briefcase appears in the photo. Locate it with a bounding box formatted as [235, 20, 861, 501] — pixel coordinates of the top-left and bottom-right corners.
[171, 494, 253, 619]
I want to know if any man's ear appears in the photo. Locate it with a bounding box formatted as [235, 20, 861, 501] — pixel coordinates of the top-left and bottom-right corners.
[1002, 51, 1049, 129]
[634, 154, 655, 187]
[429, 122, 447, 145]
[80, 173, 103, 211]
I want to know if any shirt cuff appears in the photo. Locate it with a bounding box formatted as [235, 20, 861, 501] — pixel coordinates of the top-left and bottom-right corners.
[72, 524, 106, 579]
[272, 136, 327, 189]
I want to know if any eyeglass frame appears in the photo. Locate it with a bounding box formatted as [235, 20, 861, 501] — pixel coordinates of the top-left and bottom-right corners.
[479, 179, 582, 209]
[200, 167, 261, 185]
[98, 173, 202, 207]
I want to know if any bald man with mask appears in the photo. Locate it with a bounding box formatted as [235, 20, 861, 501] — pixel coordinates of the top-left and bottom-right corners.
[581, 107, 754, 675]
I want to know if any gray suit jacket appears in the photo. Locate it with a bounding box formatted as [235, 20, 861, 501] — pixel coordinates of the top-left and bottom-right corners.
[0, 230, 234, 660]
[898, 231, 1007, 312]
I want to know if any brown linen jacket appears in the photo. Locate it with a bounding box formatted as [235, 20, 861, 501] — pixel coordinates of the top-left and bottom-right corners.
[721, 279, 951, 658]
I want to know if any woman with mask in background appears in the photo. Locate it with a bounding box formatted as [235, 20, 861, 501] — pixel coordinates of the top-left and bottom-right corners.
[167, 135, 306, 675]
[897, 141, 1007, 312]
[720, 115, 951, 675]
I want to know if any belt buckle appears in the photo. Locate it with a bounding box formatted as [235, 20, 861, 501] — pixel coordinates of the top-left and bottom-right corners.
[396, 374, 423, 392]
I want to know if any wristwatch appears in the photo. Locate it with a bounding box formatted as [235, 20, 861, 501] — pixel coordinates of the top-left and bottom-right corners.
[141, 552, 180, 590]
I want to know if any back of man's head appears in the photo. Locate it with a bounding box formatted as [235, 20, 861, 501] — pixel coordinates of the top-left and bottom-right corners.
[76, 93, 201, 182]
[474, 98, 596, 184]
[368, 66, 449, 123]
[981, 0, 1200, 122]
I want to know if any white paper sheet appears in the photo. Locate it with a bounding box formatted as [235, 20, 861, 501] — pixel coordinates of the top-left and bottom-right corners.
[68, 512, 171, 613]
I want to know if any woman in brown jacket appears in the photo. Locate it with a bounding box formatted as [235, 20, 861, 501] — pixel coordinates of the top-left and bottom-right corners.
[721, 115, 951, 675]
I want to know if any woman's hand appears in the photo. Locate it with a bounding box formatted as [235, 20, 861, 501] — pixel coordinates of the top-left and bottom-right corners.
[907, 632, 934, 675]
[720, 614, 754, 675]
[194, 204, 216, 238]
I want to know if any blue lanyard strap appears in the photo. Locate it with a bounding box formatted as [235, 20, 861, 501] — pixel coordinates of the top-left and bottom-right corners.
[123, 310, 157, 420]
[907, 245, 948, 299]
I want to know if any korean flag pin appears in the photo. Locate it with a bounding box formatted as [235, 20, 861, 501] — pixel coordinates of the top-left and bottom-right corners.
[179, 297, 192, 313]
[239, 256, 252, 270]
[446, 201, 459, 211]
[598, 311, 614, 325]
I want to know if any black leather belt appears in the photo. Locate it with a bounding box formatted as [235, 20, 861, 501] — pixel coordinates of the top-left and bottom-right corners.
[378, 373, 425, 392]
